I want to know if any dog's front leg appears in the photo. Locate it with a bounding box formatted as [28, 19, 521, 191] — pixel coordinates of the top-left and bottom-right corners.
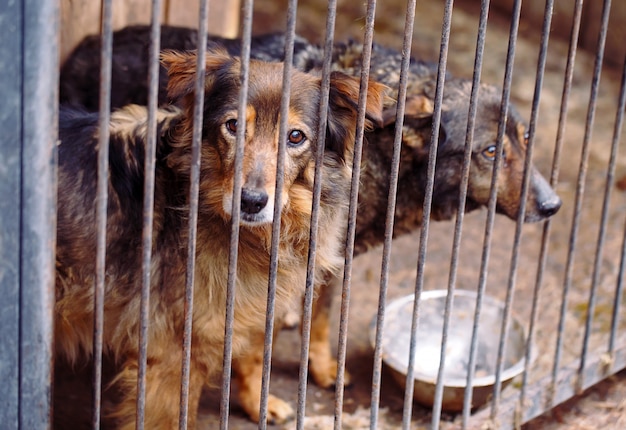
[109, 354, 204, 430]
[233, 331, 295, 424]
[308, 274, 351, 389]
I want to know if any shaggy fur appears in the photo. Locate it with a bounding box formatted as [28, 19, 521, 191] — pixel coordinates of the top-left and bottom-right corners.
[55, 48, 385, 428]
[58, 26, 562, 424]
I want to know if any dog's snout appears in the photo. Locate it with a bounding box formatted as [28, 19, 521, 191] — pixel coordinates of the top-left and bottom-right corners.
[524, 169, 562, 222]
[241, 188, 269, 215]
[539, 196, 562, 218]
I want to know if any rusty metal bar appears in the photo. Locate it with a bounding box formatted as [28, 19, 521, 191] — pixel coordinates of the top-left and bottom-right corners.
[481, 0, 522, 420]
[547, 0, 587, 411]
[493, 0, 554, 422]
[552, 0, 612, 401]
[93, 0, 113, 427]
[219, 0, 253, 427]
[401, 0, 453, 427]
[427, 2, 457, 427]
[521, 0, 584, 417]
[369, 0, 418, 427]
[296, 1, 338, 427]
[179, 0, 209, 428]
[577, 0, 613, 392]
[608, 55, 626, 359]
[257, 0, 299, 427]
[333, 0, 378, 428]
[135, 1, 164, 428]
[459, 0, 491, 426]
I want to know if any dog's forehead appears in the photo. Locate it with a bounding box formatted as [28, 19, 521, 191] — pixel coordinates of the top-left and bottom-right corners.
[247, 60, 318, 87]
[438, 84, 528, 151]
[243, 62, 321, 130]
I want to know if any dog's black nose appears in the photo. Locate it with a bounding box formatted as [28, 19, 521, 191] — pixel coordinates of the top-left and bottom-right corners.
[539, 196, 562, 218]
[241, 188, 268, 215]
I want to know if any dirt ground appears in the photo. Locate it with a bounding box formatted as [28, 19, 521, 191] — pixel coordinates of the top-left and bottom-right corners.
[52, 0, 626, 428]
[200, 0, 626, 429]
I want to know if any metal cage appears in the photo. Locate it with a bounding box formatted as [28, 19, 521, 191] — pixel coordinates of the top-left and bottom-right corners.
[1, 0, 625, 429]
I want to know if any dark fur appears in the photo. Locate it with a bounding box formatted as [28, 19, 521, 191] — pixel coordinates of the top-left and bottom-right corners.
[59, 26, 560, 226]
[60, 26, 318, 110]
[59, 26, 561, 423]
[55, 48, 384, 428]
[60, 25, 438, 111]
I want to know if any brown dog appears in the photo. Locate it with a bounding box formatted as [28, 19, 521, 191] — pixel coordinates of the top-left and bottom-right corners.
[55, 48, 385, 428]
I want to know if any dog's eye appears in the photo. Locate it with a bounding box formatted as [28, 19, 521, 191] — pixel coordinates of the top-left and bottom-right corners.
[225, 119, 238, 135]
[482, 145, 507, 162]
[483, 145, 497, 160]
[287, 130, 306, 147]
[523, 130, 530, 145]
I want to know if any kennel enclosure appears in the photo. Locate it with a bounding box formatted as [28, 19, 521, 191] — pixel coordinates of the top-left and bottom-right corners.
[2, 0, 626, 428]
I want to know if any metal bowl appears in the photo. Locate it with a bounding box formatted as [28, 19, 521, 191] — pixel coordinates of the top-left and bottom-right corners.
[372, 290, 527, 411]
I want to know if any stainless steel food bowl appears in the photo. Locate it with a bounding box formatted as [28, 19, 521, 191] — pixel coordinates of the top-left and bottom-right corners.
[372, 290, 527, 411]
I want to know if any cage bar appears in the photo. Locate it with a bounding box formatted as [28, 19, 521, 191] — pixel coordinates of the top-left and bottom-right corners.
[92, 0, 113, 427]
[295, 1, 339, 428]
[178, 0, 210, 428]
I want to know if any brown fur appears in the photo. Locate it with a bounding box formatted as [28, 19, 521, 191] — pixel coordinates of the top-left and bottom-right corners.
[55, 48, 385, 428]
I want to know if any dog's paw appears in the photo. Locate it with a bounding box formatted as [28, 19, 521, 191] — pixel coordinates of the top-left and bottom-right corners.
[242, 393, 294, 425]
[309, 357, 352, 389]
[266, 394, 294, 425]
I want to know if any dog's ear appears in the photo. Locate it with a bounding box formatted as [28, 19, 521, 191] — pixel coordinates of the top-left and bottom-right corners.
[399, 115, 435, 159]
[381, 95, 446, 159]
[161, 48, 233, 102]
[382, 94, 434, 127]
[326, 72, 387, 160]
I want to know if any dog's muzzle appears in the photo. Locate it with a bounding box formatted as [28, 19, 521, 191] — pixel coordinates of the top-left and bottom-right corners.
[241, 188, 269, 215]
[525, 169, 562, 222]
[222, 187, 274, 226]
[238, 187, 273, 226]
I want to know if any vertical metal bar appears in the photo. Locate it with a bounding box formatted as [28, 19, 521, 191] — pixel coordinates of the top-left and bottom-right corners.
[577, 0, 613, 393]
[20, 0, 59, 427]
[458, 0, 491, 426]
[400, 1, 452, 428]
[369, 0, 417, 428]
[257, 1, 298, 427]
[481, 0, 522, 419]
[546, 0, 584, 409]
[422, 0, 462, 429]
[296, 1, 338, 427]
[524, 0, 583, 415]
[492, 0, 554, 421]
[333, 1, 377, 428]
[608, 55, 626, 360]
[552, 0, 610, 399]
[220, 1, 253, 427]
[135, 1, 164, 428]
[179, 1, 209, 428]
[92, 0, 113, 428]
[0, 0, 23, 426]
[469, 0, 521, 422]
